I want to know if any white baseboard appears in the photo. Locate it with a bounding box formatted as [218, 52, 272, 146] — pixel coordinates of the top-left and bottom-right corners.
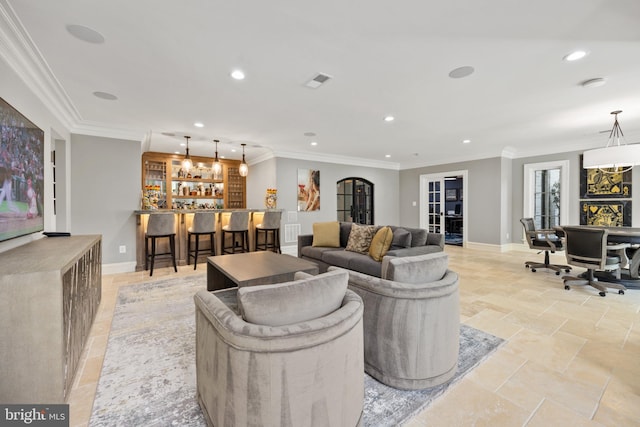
[464, 241, 513, 253]
[103, 261, 137, 275]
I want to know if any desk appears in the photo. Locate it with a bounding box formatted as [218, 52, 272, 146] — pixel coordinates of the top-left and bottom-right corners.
[445, 215, 463, 234]
[561, 225, 640, 289]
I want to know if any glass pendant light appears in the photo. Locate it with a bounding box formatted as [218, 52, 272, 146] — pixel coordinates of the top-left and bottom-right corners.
[212, 139, 222, 180]
[239, 143, 248, 177]
[182, 135, 193, 171]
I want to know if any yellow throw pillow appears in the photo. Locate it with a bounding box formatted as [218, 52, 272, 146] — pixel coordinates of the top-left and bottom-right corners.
[312, 221, 341, 247]
[369, 226, 394, 261]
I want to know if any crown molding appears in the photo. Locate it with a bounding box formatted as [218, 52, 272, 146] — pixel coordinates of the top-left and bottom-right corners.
[272, 149, 400, 170]
[71, 120, 146, 142]
[0, 0, 81, 131]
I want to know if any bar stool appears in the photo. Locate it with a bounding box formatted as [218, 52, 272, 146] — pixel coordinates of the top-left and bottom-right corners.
[188, 212, 216, 269]
[145, 212, 177, 276]
[255, 211, 282, 253]
[222, 211, 250, 254]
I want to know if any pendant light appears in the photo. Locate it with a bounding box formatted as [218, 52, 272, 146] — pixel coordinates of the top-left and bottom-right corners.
[182, 135, 193, 171]
[583, 110, 640, 172]
[239, 143, 248, 177]
[212, 139, 222, 180]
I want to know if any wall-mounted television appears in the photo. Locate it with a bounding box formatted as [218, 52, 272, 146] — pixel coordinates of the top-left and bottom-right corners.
[0, 97, 44, 242]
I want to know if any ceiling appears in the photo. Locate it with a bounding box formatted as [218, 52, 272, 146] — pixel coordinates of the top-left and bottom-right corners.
[3, 0, 640, 169]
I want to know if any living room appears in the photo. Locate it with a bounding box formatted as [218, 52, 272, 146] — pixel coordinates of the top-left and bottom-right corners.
[1, 1, 640, 426]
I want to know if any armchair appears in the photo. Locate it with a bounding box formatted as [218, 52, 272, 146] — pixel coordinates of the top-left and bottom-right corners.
[336, 252, 459, 390]
[520, 218, 571, 275]
[561, 226, 627, 297]
[194, 269, 364, 426]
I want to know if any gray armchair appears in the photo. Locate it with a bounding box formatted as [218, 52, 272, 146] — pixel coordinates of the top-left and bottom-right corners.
[194, 269, 364, 426]
[335, 252, 459, 390]
[520, 217, 571, 275]
[561, 226, 627, 297]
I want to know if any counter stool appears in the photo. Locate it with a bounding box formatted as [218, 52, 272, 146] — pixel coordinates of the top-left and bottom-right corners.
[222, 211, 249, 254]
[145, 213, 177, 276]
[255, 211, 282, 253]
[188, 212, 216, 269]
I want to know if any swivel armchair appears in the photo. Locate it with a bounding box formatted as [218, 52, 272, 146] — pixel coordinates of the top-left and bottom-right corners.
[520, 218, 571, 275]
[561, 226, 627, 297]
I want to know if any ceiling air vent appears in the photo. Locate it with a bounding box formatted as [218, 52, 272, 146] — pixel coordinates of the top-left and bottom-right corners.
[305, 73, 332, 89]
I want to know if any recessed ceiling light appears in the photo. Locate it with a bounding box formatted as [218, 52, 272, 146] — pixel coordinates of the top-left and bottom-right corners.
[385, 154, 391, 158]
[563, 50, 587, 61]
[231, 70, 245, 80]
[448, 66, 475, 79]
[194, 122, 204, 128]
[310, 141, 318, 146]
[384, 116, 395, 122]
[462, 139, 471, 144]
[93, 91, 117, 100]
[581, 78, 606, 88]
[66, 24, 105, 44]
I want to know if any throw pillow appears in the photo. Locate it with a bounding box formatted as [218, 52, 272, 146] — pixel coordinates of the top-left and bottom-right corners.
[345, 223, 378, 254]
[237, 269, 348, 326]
[369, 226, 394, 261]
[312, 221, 341, 247]
[391, 227, 412, 249]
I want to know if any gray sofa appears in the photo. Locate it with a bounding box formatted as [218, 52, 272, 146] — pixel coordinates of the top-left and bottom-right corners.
[194, 269, 364, 427]
[298, 222, 444, 277]
[333, 252, 460, 390]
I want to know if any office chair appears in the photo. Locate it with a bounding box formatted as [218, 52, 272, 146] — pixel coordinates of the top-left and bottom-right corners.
[561, 226, 627, 297]
[520, 218, 571, 275]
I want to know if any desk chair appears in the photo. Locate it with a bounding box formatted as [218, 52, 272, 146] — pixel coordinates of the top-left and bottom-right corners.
[561, 226, 627, 297]
[145, 212, 177, 276]
[222, 211, 249, 254]
[520, 218, 571, 275]
[188, 212, 216, 270]
[255, 211, 282, 253]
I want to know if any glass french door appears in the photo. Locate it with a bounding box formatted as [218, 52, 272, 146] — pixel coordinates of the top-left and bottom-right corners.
[426, 178, 444, 234]
[337, 178, 374, 224]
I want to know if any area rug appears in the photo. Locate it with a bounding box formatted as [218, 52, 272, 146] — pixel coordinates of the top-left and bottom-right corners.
[90, 276, 503, 426]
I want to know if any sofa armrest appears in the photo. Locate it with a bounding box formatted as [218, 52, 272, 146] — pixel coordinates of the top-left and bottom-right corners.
[329, 266, 458, 299]
[426, 232, 445, 249]
[298, 234, 314, 257]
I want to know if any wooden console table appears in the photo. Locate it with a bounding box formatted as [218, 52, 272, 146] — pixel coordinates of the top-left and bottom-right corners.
[0, 235, 102, 403]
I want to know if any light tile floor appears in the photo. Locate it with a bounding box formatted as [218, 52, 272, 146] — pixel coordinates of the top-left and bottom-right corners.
[68, 246, 640, 426]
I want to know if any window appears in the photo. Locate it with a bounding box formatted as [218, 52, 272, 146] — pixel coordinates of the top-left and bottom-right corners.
[524, 160, 569, 230]
[336, 178, 374, 224]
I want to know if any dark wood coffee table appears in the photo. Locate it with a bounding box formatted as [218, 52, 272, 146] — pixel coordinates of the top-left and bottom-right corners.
[206, 251, 319, 291]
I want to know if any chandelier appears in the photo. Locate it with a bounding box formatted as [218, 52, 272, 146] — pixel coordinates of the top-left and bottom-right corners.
[583, 110, 640, 172]
[182, 135, 193, 171]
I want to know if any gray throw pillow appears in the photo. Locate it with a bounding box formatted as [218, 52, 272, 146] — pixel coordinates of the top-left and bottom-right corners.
[391, 227, 412, 249]
[237, 269, 348, 326]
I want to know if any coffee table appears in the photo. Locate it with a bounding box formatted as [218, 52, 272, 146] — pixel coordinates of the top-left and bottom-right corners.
[206, 251, 319, 291]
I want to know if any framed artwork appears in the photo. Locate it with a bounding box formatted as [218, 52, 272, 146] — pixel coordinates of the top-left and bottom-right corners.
[580, 200, 631, 227]
[297, 169, 320, 211]
[580, 155, 631, 199]
[445, 189, 457, 201]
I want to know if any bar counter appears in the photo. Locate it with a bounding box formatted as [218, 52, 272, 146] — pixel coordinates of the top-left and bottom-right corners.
[134, 209, 282, 271]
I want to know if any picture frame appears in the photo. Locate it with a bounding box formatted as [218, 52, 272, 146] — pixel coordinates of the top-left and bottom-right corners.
[445, 189, 458, 201]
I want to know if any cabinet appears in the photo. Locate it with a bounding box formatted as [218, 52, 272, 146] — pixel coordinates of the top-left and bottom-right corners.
[142, 152, 245, 210]
[0, 235, 102, 403]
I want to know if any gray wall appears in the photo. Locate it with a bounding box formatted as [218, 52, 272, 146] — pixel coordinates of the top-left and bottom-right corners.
[400, 157, 504, 245]
[246, 157, 277, 208]
[260, 157, 400, 237]
[70, 134, 140, 264]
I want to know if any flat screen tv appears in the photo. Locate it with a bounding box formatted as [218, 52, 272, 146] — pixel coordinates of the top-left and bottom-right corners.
[0, 97, 44, 242]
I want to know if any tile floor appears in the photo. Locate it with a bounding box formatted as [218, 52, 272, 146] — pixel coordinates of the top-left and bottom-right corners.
[68, 246, 640, 426]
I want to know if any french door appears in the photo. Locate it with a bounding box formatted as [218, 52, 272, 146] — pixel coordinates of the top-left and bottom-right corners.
[420, 170, 468, 245]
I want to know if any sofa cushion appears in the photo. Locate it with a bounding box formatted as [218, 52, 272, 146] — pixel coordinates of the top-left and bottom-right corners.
[339, 222, 353, 248]
[381, 252, 449, 284]
[312, 221, 340, 247]
[322, 249, 359, 270]
[348, 254, 384, 277]
[345, 224, 378, 254]
[237, 269, 348, 326]
[301, 245, 343, 260]
[409, 228, 428, 247]
[369, 226, 393, 261]
[391, 227, 412, 249]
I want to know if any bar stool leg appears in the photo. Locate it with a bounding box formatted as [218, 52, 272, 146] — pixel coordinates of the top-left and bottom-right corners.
[170, 235, 177, 272]
[150, 237, 156, 276]
[187, 233, 192, 266]
[193, 234, 199, 270]
[210, 232, 216, 255]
